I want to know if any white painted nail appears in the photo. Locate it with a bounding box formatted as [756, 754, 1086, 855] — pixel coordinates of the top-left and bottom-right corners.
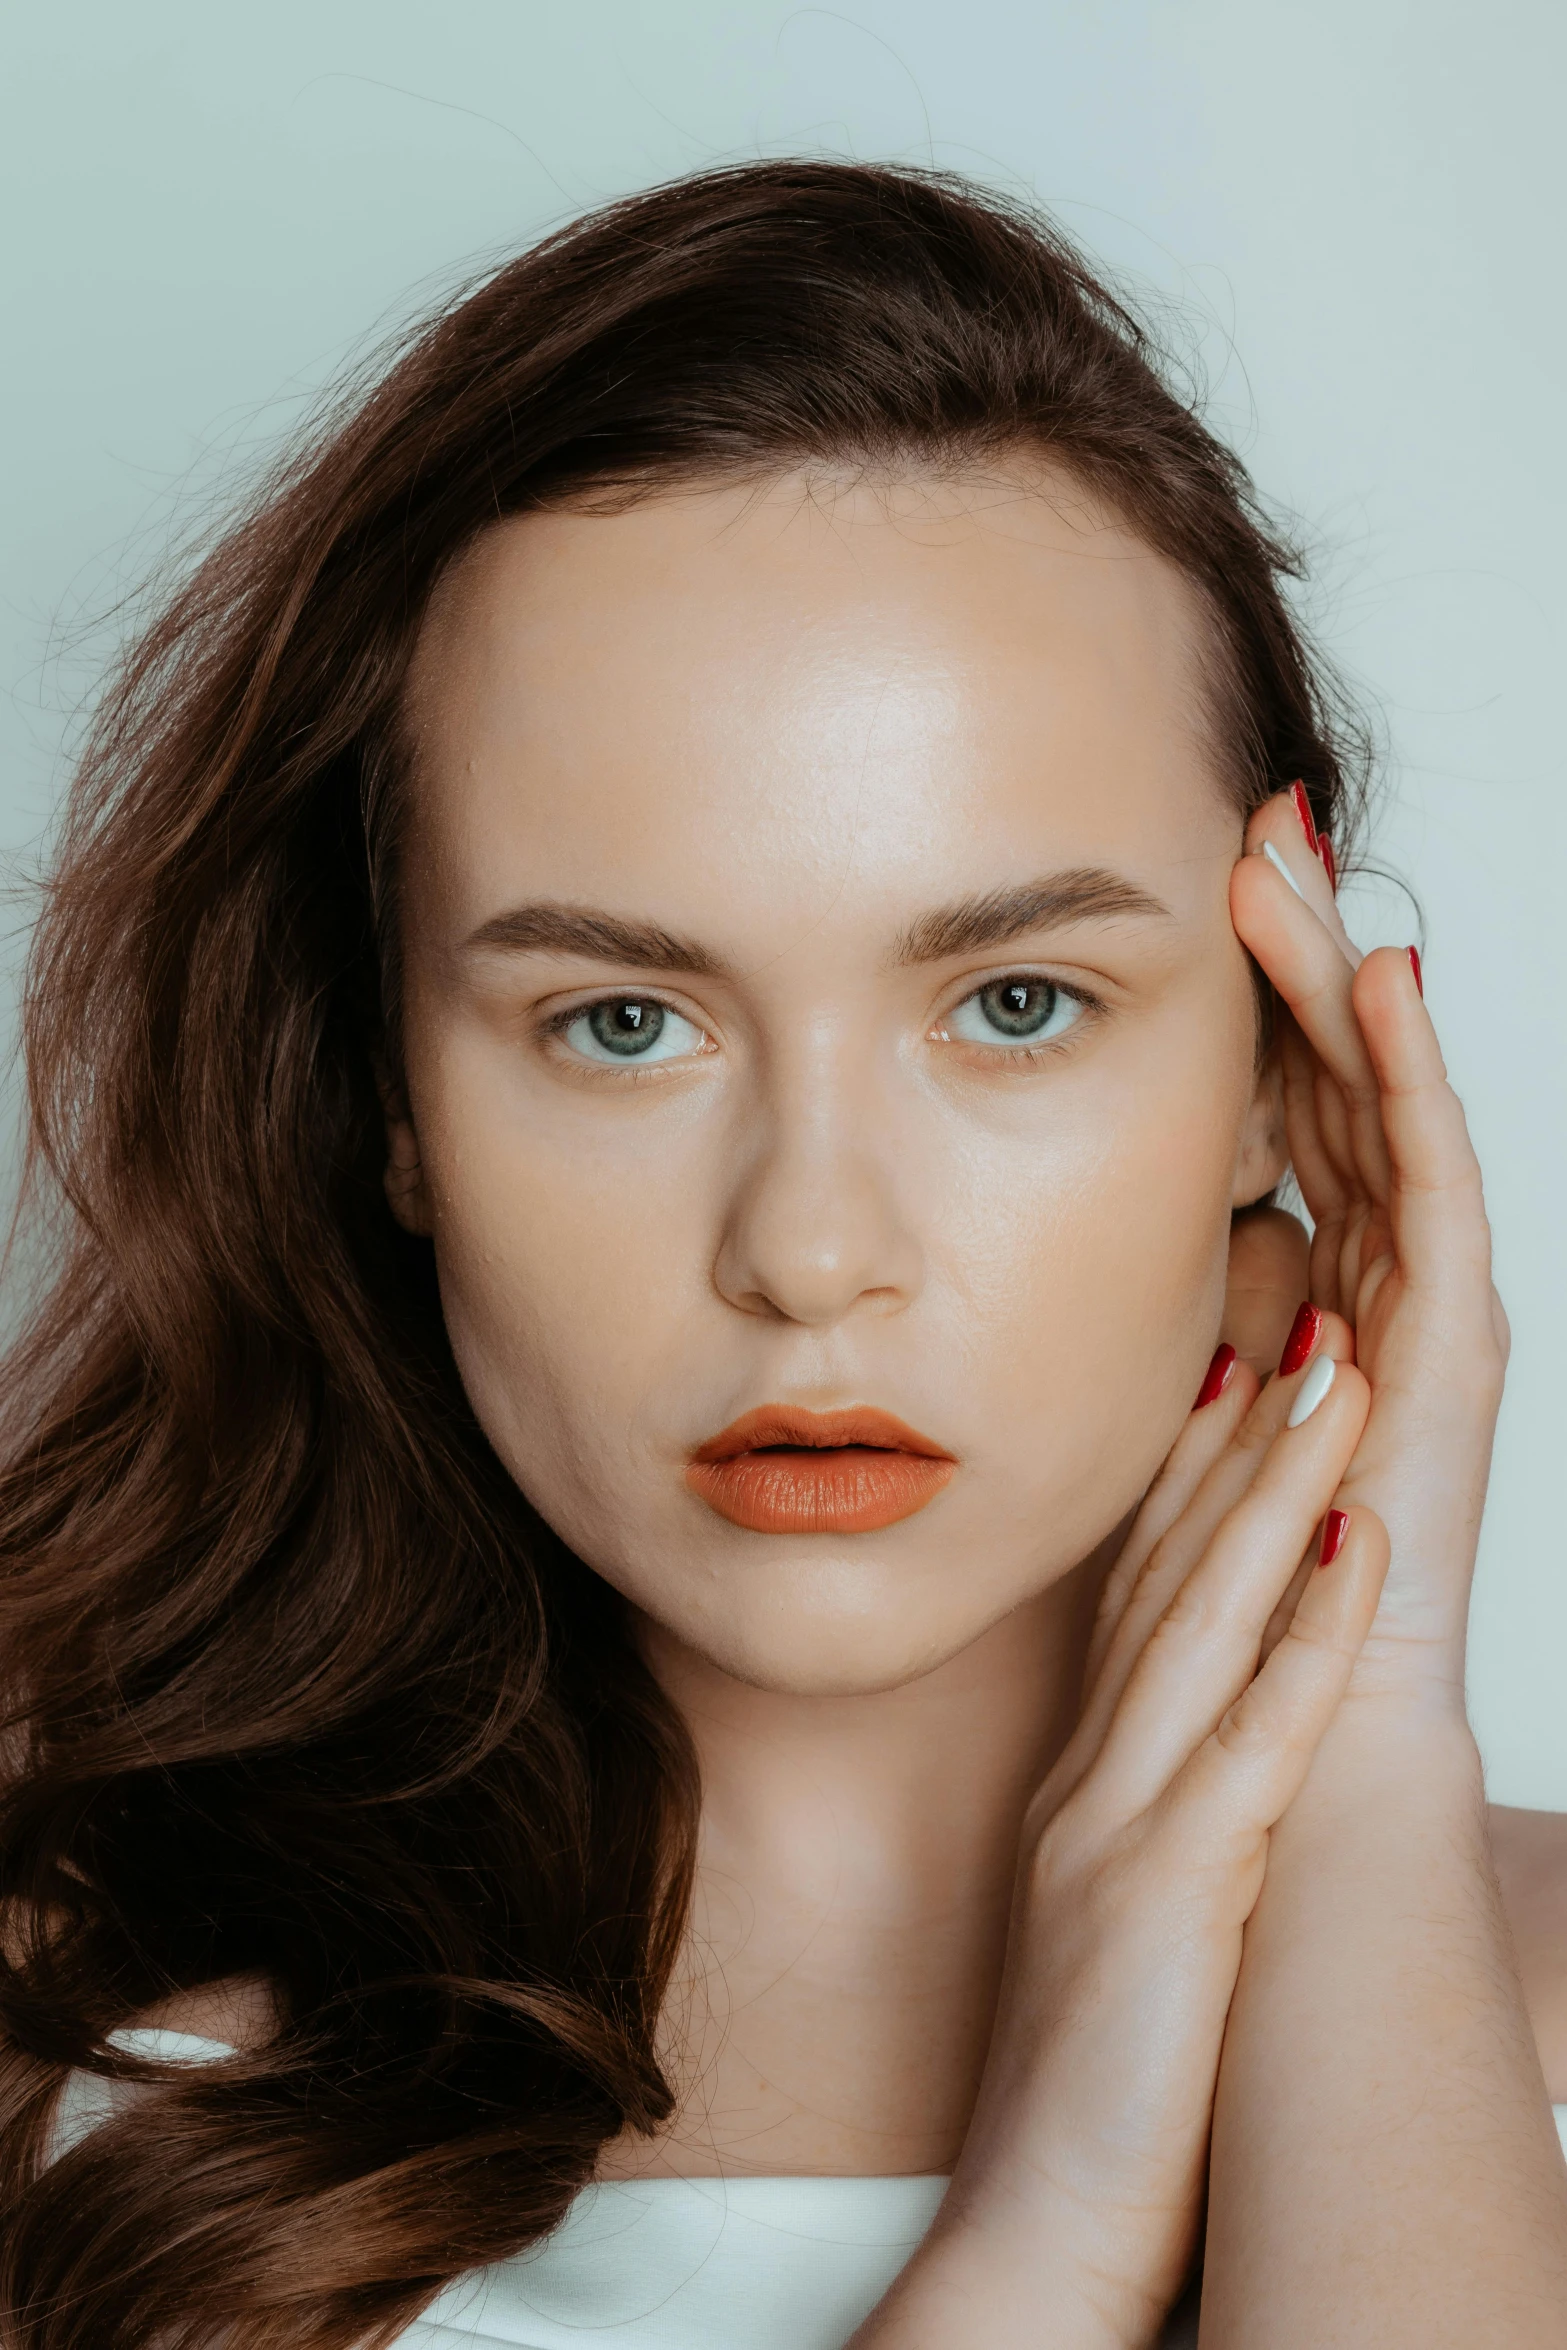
[1286, 1353, 1337, 1427]
[1261, 840, 1308, 902]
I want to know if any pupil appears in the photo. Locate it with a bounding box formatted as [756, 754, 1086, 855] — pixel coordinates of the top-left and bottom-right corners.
[588, 999, 665, 1056]
[982, 979, 1055, 1036]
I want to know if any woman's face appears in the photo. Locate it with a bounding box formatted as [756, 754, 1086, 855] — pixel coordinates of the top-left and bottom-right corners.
[391, 470, 1282, 1694]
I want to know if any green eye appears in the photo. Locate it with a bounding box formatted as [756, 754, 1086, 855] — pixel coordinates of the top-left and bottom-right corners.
[948, 978, 1084, 1048]
[560, 997, 703, 1064]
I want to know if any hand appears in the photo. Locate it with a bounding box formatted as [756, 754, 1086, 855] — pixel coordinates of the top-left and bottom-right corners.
[1230, 797, 1508, 1699]
[853, 1340, 1388, 2350]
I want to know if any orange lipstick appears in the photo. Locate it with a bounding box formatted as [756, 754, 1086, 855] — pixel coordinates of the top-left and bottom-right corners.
[687, 1406, 956, 1534]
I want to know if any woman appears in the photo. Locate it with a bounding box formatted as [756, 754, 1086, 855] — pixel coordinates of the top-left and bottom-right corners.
[1, 159, 1564, 2349]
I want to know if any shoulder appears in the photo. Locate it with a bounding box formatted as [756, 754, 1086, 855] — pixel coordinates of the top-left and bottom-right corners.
[1490, 1805, 1567, 2101]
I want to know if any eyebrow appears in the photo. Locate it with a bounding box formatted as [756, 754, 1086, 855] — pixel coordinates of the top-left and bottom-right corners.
[892, 870, 1174, 964]
[461, 867, 1172, 976]
[463, 904, 727, 972]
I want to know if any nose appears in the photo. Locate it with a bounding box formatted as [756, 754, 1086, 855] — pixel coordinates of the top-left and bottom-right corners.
[711, 1047, 925, 1327]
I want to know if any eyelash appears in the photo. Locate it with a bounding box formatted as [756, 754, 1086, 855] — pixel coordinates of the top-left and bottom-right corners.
[538, 973, 1105, 1074]
[933, 974, 1102, 1066]
[537, 995, 710, 1077]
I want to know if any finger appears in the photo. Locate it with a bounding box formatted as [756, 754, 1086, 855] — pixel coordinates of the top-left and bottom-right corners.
[1279, 1011, 1359, 1208]
[1083, 1346, 1260, 1689]
[1231, 840, 1394, 1213]
[1164, 1504, 1390, 1843]
[1275, 1021, 1351, 1317]
[1237, 800, 1383, 1282]
[1246, 794, 1365, 1210]
[1080, 1311, 1355, 1751]
[1249, 790, 1362, 966]
[1080, 1357, 1373, 1825]
[1350, 947, 1493, 1304]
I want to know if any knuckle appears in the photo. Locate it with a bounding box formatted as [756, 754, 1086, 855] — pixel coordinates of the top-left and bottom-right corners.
[1213, 1695, 1280, 1763]
[1278, 1610, 1352, 1665]
[1148, 1585, 1219, 1653]
[1027, 1806, 1135, 1912]
[1093, 1559, 1137, 1625]
[1231, 1405, 1279, 1460]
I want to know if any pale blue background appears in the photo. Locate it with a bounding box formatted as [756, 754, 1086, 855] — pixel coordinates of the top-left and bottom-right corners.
[4, 1, 1564, 1798]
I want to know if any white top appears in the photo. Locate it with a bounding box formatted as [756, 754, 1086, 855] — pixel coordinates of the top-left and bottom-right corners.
[412, 2170, 949, 2349]
[53, 2031, 1567, 2350]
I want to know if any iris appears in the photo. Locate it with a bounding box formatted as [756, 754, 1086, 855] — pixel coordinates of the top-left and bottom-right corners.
[587, 999, 665, 1055]
[976, 979, 1058, 1037]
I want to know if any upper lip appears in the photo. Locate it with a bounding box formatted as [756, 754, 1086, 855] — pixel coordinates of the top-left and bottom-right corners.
[690, 1405, 955, 1464]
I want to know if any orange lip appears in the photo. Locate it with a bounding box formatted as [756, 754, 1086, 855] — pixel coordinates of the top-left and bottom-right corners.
[687, 1406, 956, 1534]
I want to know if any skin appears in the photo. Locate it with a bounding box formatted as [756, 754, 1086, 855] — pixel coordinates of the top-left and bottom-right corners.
[385, 473, 1286, 2198]
[356, 466, 1567, 2338]
[389, 473, 1280, 1701]
[1195, 809, 1567, 2346]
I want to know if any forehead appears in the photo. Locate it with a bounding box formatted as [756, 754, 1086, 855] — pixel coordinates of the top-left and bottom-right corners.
[400, 469, 1237, 946]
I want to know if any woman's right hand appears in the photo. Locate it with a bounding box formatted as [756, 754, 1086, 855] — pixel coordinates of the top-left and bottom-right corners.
[852, 1323, 1389, 2350]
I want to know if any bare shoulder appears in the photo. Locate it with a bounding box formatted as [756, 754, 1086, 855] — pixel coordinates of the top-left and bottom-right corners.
[1490, 1805, 1567, 2101]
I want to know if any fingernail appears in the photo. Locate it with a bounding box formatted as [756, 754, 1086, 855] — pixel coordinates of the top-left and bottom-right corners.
[1278, 1299, 1323, 1377]
[1317, 1507, 1349, 1567]
[1319, 834, 1337, 892]
[1287, 1353, 1337, 1427]
[1289, 781, 1318, 853]
[1260, 840, 1307, 902]
[1193, 1342, 1237, 1410]
[1407, 944, 1423, 997]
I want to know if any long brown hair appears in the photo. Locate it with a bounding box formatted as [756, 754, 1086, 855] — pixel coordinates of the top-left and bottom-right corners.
[0, 161, 1370, 2348]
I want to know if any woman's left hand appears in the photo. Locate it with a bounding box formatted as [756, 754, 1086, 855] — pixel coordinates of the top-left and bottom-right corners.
[1228, 790, 1509, 1704]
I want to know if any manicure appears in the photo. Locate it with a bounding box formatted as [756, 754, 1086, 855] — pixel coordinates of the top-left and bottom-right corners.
[1317, 1507, 1349, 1566]
[1278, 1299, 1323, 1377]
[1193, 1342, 1237, 1410]
[1407, 944, 1423, 997]
[1287, 1353, 1337, 1427]
[1260, 840, 1307, 901]
[1319, 834, 1337, 892]
[1289, 781, 1318, 853]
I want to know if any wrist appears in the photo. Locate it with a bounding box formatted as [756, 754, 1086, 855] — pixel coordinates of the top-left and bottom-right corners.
[1270, 1688, 1484, 1853]
[851, 2199, 1150, 2350]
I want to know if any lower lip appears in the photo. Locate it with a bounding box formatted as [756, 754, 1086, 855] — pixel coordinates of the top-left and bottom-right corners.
[686, 1447, 956, 1534]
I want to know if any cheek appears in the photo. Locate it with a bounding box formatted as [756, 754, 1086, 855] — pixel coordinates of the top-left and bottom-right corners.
[930, 1028, 1250, 1528]
[415, 1060, 714, 1515]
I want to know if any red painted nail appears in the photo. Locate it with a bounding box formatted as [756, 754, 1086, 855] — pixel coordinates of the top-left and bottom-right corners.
[1317, 1507, 1349, 1568]
[1288, 781, 1318, 854]
[1407, 944, 1423, 997]
[1319, 834, 1337, 891]
[1279, 1300, 1324, 1378]
[1193, 1342, 1237, 1410]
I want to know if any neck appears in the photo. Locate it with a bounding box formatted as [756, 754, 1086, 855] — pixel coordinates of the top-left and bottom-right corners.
[602, 1540, 1110, 2181]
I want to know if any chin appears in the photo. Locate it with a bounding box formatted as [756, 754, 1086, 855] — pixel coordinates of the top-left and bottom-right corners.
[684, 1622, 977, 1700]
[622, 1531, 1040, 1699]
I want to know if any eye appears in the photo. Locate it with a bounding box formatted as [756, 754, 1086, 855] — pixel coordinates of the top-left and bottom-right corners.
[555, 996, 706, 1065]
[944, 976, 1086, 1050]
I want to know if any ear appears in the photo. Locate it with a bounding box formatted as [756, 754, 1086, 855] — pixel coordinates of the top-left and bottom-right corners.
[378, 1070, 433, 1238]
[1222, 1208, 1311, 1378]
[1231, 1037, 1288, 1213]
[1221, 1042, 1303, 1378]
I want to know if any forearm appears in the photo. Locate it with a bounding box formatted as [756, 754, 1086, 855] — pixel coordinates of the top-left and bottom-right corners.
[1202, 1700, 1567, 2346]
[847, 2206, 1141, 2350]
